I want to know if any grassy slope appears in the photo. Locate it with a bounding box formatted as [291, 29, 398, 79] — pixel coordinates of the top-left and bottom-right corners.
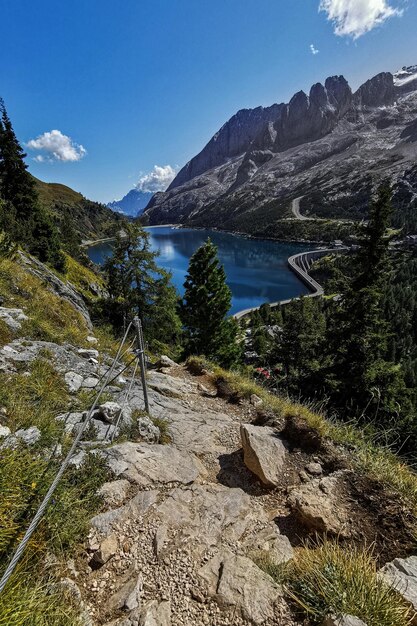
[34, 176, 126, 241]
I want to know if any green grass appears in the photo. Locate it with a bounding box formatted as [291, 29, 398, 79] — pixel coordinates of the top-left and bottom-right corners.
[0, 257, 90, 346]
[187, 356, 417, 514]
[0, 357, 70, 446]
[59, 253, 106, 302]
[0, 318, 12, 348]
[282, 541, 413, 626]
[0, 353, 110, 624]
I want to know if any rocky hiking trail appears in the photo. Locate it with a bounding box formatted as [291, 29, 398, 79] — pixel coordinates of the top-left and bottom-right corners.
[1, 339, 416, 626]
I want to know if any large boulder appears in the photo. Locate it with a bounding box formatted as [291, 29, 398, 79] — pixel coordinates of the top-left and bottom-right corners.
[287, 471, 351, 536]
[97, 479, 131, 508]
[240, 424, 287, 487]
[99, 442, 202, 486]
[198, 549, 284, 624]
[379, 556, 417, 622]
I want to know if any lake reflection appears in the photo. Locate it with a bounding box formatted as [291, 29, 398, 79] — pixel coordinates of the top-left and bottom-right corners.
[87, 226, 313, 315]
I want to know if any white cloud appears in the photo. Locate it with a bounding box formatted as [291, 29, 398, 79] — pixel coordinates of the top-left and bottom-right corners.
[27, 129, 87, 162]
[319, 0, 403, 38]
[135, 164, 177, 193]
[310, 43, 320, 55]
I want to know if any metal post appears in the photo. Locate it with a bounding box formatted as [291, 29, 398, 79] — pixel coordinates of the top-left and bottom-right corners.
[134, 315, 150, 414]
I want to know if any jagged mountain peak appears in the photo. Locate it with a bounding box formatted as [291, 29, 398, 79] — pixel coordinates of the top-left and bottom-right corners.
[145, 65, 417, 232]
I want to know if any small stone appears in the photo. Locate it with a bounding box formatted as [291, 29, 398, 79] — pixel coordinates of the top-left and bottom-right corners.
[322, 615, 368, 626]
[153, 525, 168, 558]
[86, 336, 98, 345]
[250, 394, 263, 407]
[156, 355, 178, 369]
[137, 416, 160, 443]
[305, 462, 323, 476]
[65, 371, 84, 393]
[78, 348, 99, 359]
[0, 425, 11, 438]
[97, 479, 131, 508]
[82, 377, 100, 389]
[15, 426, 41, 445]
[96, 402, 122, 424]
[91, 534, 118, 566]
[299, 470, 310, 482]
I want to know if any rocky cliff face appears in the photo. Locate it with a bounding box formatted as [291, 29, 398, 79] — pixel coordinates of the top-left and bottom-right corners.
[144, 67, 417, 233]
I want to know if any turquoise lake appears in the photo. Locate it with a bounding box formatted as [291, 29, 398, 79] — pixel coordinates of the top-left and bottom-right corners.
[87, 226, 312, 315]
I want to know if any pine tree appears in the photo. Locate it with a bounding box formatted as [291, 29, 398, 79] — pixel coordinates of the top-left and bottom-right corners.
[180, 238, 241, 366]
[330, 183, 411, 426]
[103, 223, 181, 347]
[274, 296, 327, 396]
[0, 98, 64, 269]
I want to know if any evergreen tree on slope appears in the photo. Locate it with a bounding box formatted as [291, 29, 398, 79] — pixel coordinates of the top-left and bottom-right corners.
[0, 98, 64, 269]
[180, 238, 241, 367]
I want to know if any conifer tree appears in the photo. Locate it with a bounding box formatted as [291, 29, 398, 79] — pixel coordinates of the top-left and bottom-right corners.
[103, 223, 181, 346]
[180, 238, 241, 366]
[0, 98, 64, 269]
[330, 183, 410, 425]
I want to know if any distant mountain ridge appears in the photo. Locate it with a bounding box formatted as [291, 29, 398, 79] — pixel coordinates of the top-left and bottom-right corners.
[108, 189, 153, 217]
[144, 65, 417, 236]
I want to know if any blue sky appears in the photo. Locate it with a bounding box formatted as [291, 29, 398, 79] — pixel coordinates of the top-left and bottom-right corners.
[1, 0, 416, 203]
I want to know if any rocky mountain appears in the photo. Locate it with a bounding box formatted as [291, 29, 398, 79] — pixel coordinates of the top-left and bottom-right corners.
[108, 189, 153, 217]
[144, 66, 417, 236]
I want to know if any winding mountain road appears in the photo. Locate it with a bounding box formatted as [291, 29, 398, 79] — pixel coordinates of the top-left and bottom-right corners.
[291, 196, 312, 220]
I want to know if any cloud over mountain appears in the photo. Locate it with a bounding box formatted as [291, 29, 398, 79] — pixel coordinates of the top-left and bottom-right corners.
[27, 129, 86, 162]
[136, 165, 177, 193]
[319, 0, 403, 38]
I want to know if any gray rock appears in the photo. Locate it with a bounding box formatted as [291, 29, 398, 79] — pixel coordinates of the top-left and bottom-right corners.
[137, 416, 160, 443]
[91, 490, 159, 535]
[240, 424, 287, 487]
[0, 307, 28, 331]
[305, 461, 323, 476]
[97, 479, 131, 508]
[154, 484, 261, 551]
[322, 615, 368, 626]
[0, 425, 11, 438]
[379, 555, 417, 620]
[18, 251, 93, 329]
[81, 376, 99, 389]
[245, 524, 294, 565]
[139, 599, 171, 626]
[91, 533, 118, 566]
[100, 442, 202, 486]
[15, 426, 41, 445]
[96, 401, 122, 424]
[108, 574, 143, 612]
[199, 550, 283, 624]
[78, 348, 99, 360]
[56, 411, 84, 434]
[250, 393, 263, 407]
[69, 450, 86, 468]
[166, 409, 233, 454]
[287, 471, 351, 536]
[65, 371, 84, 393]
[86, 336, 98, 344]
[156, 355, 178, 369]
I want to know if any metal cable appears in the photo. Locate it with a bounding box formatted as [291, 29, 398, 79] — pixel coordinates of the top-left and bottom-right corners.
[110, 358, 140, 442]
[0, 321, 134, 594]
